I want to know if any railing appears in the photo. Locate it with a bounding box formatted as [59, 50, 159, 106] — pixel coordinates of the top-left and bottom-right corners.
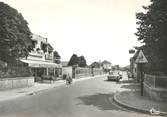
[45, 54, 53, 60]
[75, 67, 104, 78]
[29, 51, 44, 58]
[75, 68, 92, 78]
[144, 74, 167, 88]
[93, 68, 104, 75]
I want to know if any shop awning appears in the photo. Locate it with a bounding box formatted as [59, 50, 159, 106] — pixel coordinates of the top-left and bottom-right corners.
[20, 59, 62, 68]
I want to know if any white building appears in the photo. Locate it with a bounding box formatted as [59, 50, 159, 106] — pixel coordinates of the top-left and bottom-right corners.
[20, 34, 62, 81]
[102, 60, 112, 72]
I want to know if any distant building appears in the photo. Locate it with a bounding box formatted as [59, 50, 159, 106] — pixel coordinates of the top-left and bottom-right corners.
[61, 61, 69, 67]
[102, 60, 112, 72]
[130, 50, 140, 81]
[112, 65, 120, 70]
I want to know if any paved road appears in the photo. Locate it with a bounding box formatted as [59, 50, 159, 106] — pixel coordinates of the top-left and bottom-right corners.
[0, 75, 152, 117]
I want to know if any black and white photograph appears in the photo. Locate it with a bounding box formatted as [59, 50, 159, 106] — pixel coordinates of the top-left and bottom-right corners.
[0, 0, 166, 117]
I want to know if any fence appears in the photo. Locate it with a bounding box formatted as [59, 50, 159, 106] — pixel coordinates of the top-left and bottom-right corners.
[75, 68, 92, 78]
[144, 74, 167, 88]
[93, 68, 104, 76]
[144, 74, 167, 101]
[0, 67, 32, 78]
[75, 67, 104, 78]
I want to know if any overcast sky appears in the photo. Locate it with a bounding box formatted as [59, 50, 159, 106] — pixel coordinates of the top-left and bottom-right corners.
[2, 0, 150, 67]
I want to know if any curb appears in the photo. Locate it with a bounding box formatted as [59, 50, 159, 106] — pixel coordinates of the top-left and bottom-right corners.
[26, 82, 65, 95]
[113, 92, 167, 116]
[113, 92, 149, 114]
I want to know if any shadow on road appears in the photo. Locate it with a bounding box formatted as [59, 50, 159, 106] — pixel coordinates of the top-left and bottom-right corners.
[103, 80, 116, 82]
[77, 93, 121, 111]
[120, 84, 140, 91]
[117, 79, 138, 84]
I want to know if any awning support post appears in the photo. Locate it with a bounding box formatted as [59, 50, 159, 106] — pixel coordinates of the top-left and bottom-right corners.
[46, 68, 49, 75]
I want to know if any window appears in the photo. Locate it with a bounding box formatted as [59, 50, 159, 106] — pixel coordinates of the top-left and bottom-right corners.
[32, 40, 37, 48]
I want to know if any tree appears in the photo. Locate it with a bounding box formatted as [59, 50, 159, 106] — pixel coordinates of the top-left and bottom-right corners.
[0, 2, 33, 64]
[68, 54, 87, 67]
[53, 50, 61, 64]
[135, 0, 167, 73]
[90, 62, 101, 68]
[78, 56, 87, 67]
[68, 54, 78, 66]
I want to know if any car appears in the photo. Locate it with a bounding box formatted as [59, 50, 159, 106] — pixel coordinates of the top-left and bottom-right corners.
[107, 71, 122, 82]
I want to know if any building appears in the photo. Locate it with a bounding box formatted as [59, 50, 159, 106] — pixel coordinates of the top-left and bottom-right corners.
[102, 60, 112, 73]
[60, 61, 69, 67]
[130, 50, 141, 81]
[112, 65, 120, 71]
[20, 34, 62, 81]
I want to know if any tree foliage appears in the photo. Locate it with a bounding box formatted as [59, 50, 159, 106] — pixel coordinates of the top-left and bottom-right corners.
[90, 62, 101, 68]
[68, 54, 87, 67]
[0, 2, 33, 64]
[53, 50, 61, 64]
[68, 54, 79, 66]
[135, 0, 167, 72]
[78, 56, 87, 67]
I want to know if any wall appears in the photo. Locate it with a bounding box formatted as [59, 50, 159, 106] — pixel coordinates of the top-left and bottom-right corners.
[144, 74, 167, 101]
[75, 67, 104, 78]
[62, 67, 104, 79]
[75, 67, 92, 78]
[0, 77, 34, 90]
[62, 67, 73, 78]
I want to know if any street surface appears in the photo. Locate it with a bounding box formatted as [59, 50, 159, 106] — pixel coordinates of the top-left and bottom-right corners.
[0, 74, 154, 117]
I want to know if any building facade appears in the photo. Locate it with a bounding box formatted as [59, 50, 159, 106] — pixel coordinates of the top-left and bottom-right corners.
[20, 34, 62, 81]
[102, 60, 112, 73]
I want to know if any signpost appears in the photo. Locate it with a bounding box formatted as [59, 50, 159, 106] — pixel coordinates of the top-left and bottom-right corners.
[135, 50, 148, 96]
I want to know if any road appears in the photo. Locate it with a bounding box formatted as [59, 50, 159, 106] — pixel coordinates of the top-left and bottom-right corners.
[0, 75, 151, 117]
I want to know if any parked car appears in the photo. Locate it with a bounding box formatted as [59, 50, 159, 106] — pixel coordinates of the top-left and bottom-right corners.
[107, 71, 122, 82]
[127, 71, 133, 79]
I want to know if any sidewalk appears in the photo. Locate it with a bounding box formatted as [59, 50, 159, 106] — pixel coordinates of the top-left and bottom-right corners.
[113, 79, 167, 116]
[0, 75, 105, 102]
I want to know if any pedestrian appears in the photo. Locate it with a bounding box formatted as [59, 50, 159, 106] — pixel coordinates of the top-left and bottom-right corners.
[66, 74, 72, 85]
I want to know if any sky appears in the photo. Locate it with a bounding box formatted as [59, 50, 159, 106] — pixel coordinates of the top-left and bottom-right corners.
[1, 0, 150, 67]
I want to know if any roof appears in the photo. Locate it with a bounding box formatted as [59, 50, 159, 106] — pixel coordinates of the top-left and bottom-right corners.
[102, 60, 111, 64]
[47, 43, 54, 51]
[131, 50, 140, 61]
[60, 61, 69, 67]
[20, 59, 62, 68]
[31, 34, 47, 43]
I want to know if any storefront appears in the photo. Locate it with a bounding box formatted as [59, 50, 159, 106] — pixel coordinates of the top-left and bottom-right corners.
[21, 59, 62, 81]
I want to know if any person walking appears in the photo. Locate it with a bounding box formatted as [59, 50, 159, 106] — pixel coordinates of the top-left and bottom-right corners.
[66, 74, 72, 85]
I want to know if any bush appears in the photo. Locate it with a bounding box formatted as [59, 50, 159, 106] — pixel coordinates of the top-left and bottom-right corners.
[0, 67, 32, 78]
[41, 75, 51, 80]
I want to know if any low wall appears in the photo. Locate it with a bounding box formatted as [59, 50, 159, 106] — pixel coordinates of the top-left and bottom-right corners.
[61, 67, 104, 79]
[0, 77, 34, 90]
[62, 67, 73, 78]
[144, 74, 167, 101]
